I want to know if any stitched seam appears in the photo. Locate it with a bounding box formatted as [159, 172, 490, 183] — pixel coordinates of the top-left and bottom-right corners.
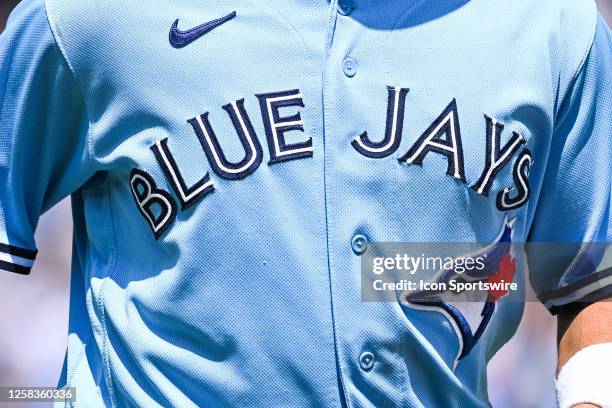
[529, 8, 599, 237]
[64, 333, 92, 391]
[96, 278, 115, 408]
[321, 2, 352, 408]
[65, 190, 119, 408]
[42, 3, 116, 405]
[67, 189, 120, 407]
[564, 12, 598, 105]
[97, 181, 120, 408]
[553, 6, 598, 125]
[42, 0, 95, 163]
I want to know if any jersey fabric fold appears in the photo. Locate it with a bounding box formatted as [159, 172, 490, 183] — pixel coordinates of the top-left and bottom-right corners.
[0, 0, 610, 406]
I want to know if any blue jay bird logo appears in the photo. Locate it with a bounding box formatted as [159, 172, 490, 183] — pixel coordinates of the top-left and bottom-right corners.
[401, 217, 517, 369]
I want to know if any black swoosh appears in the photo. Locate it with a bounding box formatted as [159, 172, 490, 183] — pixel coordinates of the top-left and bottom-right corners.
[169, 11, 236, 48]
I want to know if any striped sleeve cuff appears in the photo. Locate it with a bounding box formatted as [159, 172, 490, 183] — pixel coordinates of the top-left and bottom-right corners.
[0, 242, 37, 275]
[540, 268, 612, 314]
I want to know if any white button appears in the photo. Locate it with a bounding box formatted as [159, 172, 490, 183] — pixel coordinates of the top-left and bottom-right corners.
[351, 234, 368, 255]
[337, 0, 354, 15]
[359, 351, 375, 371]
[342, 57, 357, 77]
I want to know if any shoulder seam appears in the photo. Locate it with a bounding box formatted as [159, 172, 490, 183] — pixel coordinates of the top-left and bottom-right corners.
[42, 0, 94, 164]
[553, 6, 599, 124]
[568, 11, 599, 93]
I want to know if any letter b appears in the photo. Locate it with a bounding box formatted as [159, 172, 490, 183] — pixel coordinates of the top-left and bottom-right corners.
[130, 169, 177, 239]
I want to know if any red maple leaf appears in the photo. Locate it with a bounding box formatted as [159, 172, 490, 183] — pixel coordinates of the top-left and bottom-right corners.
[487, 254, 516, 302]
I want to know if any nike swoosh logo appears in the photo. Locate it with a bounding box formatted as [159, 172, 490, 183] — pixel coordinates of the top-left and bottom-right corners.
[169, 11, 236, 49]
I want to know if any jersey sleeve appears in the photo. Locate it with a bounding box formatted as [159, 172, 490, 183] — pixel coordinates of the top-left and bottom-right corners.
[0, 0, 94, 274]
[527, 13, 612, 313]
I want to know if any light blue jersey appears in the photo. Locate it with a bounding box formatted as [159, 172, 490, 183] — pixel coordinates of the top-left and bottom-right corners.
[1, 0, 611, 406]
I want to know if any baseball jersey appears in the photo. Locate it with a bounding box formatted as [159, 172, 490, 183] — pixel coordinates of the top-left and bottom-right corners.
[1, 0, 611, 406]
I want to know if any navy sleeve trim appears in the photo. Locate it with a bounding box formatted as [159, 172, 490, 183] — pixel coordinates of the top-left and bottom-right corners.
[548, 285, 612, 315]
[0, 243, 37, 259]
[0, 243, 37, 275]
[540, 267, 612, 312]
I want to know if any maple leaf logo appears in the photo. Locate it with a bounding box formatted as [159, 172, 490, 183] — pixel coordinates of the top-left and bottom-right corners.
[487, 254, 516, 302]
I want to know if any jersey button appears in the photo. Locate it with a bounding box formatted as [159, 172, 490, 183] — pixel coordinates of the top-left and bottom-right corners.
[337, 0, 354, 15]
[359, 351, 375, 371]
[351, 234, 368, 255]
[342, 57, 357, 77]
